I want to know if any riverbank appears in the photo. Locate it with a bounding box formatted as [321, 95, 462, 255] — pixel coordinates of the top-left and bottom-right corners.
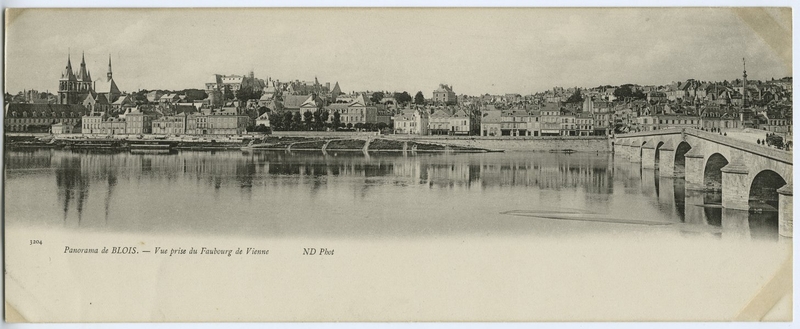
[4, 133, 612, 153]
[246, 137, 493, 153]
[385, 135, 612, 152]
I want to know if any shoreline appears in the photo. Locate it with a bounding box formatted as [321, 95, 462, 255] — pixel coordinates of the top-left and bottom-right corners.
[5, 133, 612, 153]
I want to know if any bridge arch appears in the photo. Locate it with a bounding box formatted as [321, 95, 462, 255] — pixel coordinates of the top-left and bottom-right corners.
[703, 153, 728, 192]
[674, 141, 692, 175]
[640, 140, 647, 160]
[749, 170, 787, 210]
[654, 141, 665, 168]
[748, 170, 786, 238]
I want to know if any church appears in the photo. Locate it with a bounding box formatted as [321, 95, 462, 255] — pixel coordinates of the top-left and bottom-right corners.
[58, 52, 121, 109]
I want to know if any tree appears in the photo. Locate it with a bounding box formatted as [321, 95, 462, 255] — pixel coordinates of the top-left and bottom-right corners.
[236, 86, 263, 102]
[377, 122, 388, 131]
[354, 123, 363, 130]
[270, 113, 283, 131]
[319, 110, 330, 123]
[566, 90, 583, 103]
[313, 111, 324, 130]
[371, 91, 385, 104]
[223, 85, 234, 101]
[292, 112, 303, 130]
[346, 123, 353, 130]
[332, 112, 341, 130]
[613, 84, 646, 101]
[253, 124, 270, 133]
[132, 91, 149, 105]
[394, 91, 412, 105]
[182, 89, 208, 102]
[282, 111, 294, 131]
[414, 91, 425, 105]
[303, 111, 313, 130]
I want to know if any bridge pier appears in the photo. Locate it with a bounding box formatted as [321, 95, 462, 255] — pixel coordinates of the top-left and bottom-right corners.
[684, 149, 705, 190]
[615, 140, 629, 159]
[641, 144, 656, 169]
[683, 189, 707, 225]
[777, 184, 792, 238]
[623, 143, 633, 160]
[659, 149, 675, 177]
[641, 169, 656, 197]
[722, 208, 751, 240]
[629, 144, 642, 163]
[720, 160, 750, 210]
[656, 176, 678, 220]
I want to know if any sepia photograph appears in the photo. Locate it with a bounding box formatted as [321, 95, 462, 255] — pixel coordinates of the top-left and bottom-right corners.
[3, 5, 794, 323]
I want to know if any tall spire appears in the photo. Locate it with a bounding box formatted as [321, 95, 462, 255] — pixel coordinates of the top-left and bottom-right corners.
[61, 52, 76, 81]
[107, 54, 113, 81]
[77, 51, 90, 82]
[742, 57, 747, 79]
[742, 57, 748, 107]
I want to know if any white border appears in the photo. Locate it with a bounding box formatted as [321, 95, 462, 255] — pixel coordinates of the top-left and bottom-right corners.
[1, 1, 797, 328]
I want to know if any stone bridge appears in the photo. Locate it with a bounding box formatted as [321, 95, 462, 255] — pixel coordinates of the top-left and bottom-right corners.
[614, 128, 793, 237]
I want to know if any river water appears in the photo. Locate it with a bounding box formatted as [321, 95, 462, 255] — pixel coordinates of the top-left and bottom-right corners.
[5, 149, 793, 321]
[4, 149, 781, 240]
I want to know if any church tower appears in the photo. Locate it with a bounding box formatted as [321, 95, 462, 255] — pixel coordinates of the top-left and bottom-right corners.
[58, 53, 78, 104]
[76, 52, 93, 94]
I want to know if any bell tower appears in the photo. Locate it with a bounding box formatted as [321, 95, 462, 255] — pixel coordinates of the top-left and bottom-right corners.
[58, 52, 78, 104]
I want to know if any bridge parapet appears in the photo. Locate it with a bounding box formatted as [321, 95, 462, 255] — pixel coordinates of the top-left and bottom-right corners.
[614, 128, 683, 139]
[684, 128, 792, 165]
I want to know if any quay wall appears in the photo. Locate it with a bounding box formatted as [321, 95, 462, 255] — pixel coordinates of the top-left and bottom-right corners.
[386, 135, 612, 152]
[9, 131, 612, 152]
[272, 131, 379, 138]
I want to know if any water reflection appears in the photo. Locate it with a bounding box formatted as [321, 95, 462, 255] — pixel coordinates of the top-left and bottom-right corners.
[4, 149, 779, 240]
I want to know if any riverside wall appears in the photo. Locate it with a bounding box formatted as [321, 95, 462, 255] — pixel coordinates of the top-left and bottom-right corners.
[386, 135, 612, 152]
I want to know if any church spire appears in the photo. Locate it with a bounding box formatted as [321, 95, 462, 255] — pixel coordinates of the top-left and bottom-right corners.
[77, 51, 90, 82]
[61, 52, 76, 81]
[107, 54, 113, 81]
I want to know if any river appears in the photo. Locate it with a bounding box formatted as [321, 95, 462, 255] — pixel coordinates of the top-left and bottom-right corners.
[4, 149, 781, 239]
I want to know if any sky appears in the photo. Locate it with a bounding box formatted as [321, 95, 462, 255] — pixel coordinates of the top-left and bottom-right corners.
[4, 7, 792, 96]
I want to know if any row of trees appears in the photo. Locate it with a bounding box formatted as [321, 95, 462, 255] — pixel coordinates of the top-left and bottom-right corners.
[131, 89, 209, 105]
[267, 110, 389, 132]
[369, 91, 426, 105]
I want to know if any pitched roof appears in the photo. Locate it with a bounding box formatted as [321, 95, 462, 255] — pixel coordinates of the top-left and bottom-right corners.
[394, 112, 415, 121]
[256, 112, 271, 120]
[349, 94, 367, 107]
[112, 95, 130, 105]
[6, 103, 88, 117]
[94, 78, 120, 95]
[481, 110, 502, 123]
[452, 109, 469, 117]
[430, 109, 452, 118]
[282, 95, 310, 109]
[175, 104, 198, 114]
